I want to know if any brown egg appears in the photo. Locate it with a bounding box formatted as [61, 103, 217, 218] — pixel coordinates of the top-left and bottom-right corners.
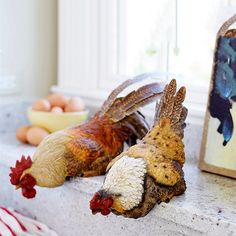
[16, 125, 31, 143]
[32, 99, 51, 112]
[26, 127, 49, 146]
[64, 97, 85, 112]
[47, 93, 68, 108]
[51, 106, 63, 113]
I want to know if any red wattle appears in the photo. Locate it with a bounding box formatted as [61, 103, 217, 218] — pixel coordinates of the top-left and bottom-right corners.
[22, 188, 36, 199]
[101, 208, 111, 216]
[20, 174, 37, 199]
[20, 175, 36, 189]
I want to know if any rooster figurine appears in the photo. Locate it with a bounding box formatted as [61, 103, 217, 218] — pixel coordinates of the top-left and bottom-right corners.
[90, 79, 187, 218]
[10, 73, 165, 199]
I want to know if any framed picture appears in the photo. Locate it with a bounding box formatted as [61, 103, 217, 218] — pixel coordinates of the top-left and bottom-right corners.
[199, 14, 236, 179]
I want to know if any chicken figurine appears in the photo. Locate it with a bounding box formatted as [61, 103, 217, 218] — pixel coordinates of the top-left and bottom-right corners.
[10, 73, 165, 199]
[90, 79, 187, 218]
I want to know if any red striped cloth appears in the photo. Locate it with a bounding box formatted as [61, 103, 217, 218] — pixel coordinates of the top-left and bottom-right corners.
[0, 207, 57, 236]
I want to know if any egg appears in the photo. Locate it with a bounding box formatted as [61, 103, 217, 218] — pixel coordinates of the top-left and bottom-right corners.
[51, 106, 63, 113]
[26, 127, 49, 146]
[47, 93, 68, 108]
[64, 97, 85, 112]
[16, 125, 31, 143]
[32, 99, 51, 112]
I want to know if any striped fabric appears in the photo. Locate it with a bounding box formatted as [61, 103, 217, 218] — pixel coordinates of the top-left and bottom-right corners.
[0, 207, 57, 236]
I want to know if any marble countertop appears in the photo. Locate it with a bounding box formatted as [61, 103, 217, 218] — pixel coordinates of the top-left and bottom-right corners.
[0, 102, 236, 235]
[1, 132, 236, 235]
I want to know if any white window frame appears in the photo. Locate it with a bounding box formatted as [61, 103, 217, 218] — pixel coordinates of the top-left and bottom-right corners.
[52, 0, 209, 125]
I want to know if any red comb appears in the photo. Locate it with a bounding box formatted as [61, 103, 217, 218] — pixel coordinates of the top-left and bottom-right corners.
[9, 155, 32, 185]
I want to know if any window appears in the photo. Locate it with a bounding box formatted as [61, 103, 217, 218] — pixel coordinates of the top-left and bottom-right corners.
[53, 0, 236, 125]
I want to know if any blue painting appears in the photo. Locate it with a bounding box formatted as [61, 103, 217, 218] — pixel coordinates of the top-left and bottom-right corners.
[209, 36, 236, 146]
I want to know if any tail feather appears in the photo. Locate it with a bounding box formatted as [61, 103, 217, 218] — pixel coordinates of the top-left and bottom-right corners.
[107, 82, 165, 122]
[118, 83, 162, 111]
[124, 93, 161, 117]
[171, 87, 186, 125]
[179, 107, 188, 130]
[100, 73, 163, 116]
[100, 77, 144, 116]
[155, 79, 177, 121]
[102, 79, 165, 146]
[122, 111, 149, 140]
[154, 79, 187, 138]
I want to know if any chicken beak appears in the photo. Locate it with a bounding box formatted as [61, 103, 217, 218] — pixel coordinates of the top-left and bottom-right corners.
[15, 185, 20, 190]
[91, 210, 99, 215]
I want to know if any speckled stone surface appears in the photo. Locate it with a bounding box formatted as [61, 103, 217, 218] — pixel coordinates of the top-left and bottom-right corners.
[0, 103, 236, 236]
[0, 101, 30, 134]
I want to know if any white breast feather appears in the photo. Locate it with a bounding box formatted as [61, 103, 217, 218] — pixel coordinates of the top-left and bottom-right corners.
[102, 156, 147, 211]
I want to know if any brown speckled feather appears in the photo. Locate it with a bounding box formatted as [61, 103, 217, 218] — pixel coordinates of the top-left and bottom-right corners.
[141, 79, 187, 187]
[100, 73, 164, 116]
[155, 79, 176, 121]
[100, 75, 148, 116]
[155, 79, 187, 138]
[107, 83, 165, 122]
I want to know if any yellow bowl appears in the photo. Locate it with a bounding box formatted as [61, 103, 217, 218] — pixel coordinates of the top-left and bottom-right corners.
[27, 108, 89, 133]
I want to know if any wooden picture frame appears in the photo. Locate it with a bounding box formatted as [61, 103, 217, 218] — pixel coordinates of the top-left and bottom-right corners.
[199, 14, 236, 179]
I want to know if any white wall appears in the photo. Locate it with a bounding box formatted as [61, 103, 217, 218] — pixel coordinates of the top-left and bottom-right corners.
[0, 0, 57, 99]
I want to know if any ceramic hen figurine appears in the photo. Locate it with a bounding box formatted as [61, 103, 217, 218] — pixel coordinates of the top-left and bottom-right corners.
[10, 73, 165, 199]
[90, 79, 187, 218]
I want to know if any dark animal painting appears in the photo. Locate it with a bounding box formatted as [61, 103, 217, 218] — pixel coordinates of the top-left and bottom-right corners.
[209, 36, 236, 146]
[200, 15, 236, 179]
